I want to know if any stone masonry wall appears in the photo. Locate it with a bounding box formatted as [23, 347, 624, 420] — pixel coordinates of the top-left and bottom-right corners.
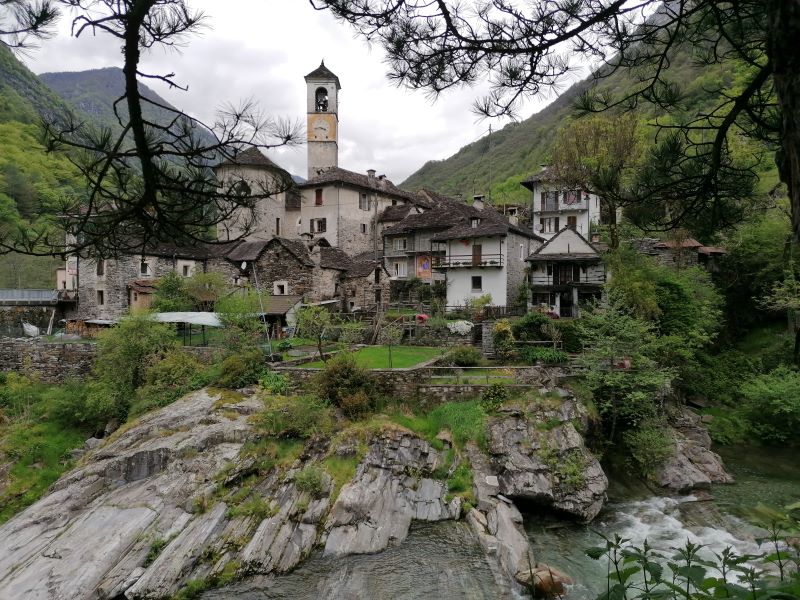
[0, 339, 97, 382]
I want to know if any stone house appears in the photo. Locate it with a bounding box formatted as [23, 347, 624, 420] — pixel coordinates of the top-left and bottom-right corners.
[526, 227, 606, 318]
[69, 243, 226, 321]
[381, 194, 475, 284]
[429, 200, 544, 308]
[521, 167, 603, 239]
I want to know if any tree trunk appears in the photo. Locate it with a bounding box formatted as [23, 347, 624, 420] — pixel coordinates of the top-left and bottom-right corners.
[767, 0, 800, 243]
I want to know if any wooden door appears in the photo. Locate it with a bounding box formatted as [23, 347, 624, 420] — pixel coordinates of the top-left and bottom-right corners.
[472, 244, 482, 265]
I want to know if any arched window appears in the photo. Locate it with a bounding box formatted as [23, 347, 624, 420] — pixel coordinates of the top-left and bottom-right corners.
[231, 179, 251, 196]
[315, 87, 329, 112]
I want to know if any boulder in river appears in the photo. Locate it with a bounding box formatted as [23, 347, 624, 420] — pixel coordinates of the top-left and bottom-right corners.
[656, 409, 733, 493]
[485, 392, 608, 521]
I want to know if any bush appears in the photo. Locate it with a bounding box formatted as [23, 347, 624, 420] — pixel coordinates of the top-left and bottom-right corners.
[93, 314, 178, 405]
[259, 371, 289, 395]
[339, 390, 372, 418]
[521, 346, 569, 365]
[511, 312, 551, 341]
[217, 349, 267, 389]
[313, 353, 375, 408]
[276, 340, 292, 353]
[741, 366, 800, 444]
[294, 465, 327, 497]
[256, 395, 333, 438]
[448, 345, 481, 367]
[480, 383, 509, 412]
[492, 320, 517, 361]
[552, 320, 583, 353]
[131, 351, 208, 416]
[623, 422, 675, 478]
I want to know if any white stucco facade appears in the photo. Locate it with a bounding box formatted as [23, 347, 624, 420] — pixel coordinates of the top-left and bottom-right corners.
[526, 179, 601, 239]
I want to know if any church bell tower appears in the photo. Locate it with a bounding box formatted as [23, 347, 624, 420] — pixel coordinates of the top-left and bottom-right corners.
[305, 60, 340, 179]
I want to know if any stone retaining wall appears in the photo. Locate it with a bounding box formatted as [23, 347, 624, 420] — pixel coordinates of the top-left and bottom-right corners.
[275, 364, 565, 404]
[0, 338, 97, 382]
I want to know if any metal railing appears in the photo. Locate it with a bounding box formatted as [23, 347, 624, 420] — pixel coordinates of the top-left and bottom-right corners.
[432, 253, 504, 268]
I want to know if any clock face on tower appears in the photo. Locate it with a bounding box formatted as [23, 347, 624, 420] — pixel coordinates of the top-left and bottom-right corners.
[308, 113, 337, 141]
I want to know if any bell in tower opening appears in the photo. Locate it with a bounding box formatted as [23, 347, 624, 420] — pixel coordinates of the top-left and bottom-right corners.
[315, 87, 329, 112]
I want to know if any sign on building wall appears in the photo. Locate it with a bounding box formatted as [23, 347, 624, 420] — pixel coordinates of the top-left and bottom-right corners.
[416, 255, 432, 279]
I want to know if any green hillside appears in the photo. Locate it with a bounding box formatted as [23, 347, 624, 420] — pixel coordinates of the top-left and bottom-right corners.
[401, 46, 778, 206]
[0, 43, 84, 288]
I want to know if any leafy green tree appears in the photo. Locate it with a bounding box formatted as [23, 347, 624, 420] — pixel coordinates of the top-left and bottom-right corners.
[90, 314, 177, 420]
[151, 271, 193, 312]
[216, 286, 271, 353]
[183, 272, 227, 312]
[759, 265, 800, 364]
[576, 294, 675, 442]
[295, 305, 336, 361]
[550, 114, 644, 249]
[741, 366, 800, 444]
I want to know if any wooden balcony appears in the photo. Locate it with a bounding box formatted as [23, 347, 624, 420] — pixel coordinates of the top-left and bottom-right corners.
[433, 253, 504, 268]
[530, 273, 605, 286]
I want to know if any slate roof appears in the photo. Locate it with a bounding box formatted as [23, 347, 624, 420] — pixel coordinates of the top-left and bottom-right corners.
[520, 167, 555, 190]
[304, 60, 341, 89]
[265, 295, 303, 315]
[143, 240, 240, 260]
[378, 203, 415, 223]
[430, 206, 543, 242]
[654, 238, 703, 249]
[299, 167, 426, 205]
[128, 279, 158, 293]
[525, 227, 601, 262]
[215, 147, 282, 170]
[270, 238, 315, 267]
[342, 253, 384, 279]
[319, 246, 354, 271]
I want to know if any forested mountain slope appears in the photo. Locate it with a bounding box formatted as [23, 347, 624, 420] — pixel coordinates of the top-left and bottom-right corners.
[401, 45, 773, 205]
[40, 67, 215, 146]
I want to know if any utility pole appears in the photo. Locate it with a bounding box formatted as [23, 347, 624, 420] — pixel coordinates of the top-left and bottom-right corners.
[488, 125, 493, 205]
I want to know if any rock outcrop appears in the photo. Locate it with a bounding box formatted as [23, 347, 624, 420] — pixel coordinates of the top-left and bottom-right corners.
[485, 391, 608, 521]
[0, 390, 458, 600]
[656, 409, 733, 493]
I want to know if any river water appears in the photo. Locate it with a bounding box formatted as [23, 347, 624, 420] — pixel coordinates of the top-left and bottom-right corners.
[205, 447, 799, 599]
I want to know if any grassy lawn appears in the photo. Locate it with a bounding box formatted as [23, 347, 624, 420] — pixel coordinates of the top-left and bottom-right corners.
[303, 345, 444, 369]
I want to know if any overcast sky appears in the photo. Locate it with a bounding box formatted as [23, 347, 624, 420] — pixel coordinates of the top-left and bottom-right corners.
[21, 1, 581, 183]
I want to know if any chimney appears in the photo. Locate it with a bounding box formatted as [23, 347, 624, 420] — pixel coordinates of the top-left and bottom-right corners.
[508, 215, 519, 226]
[473, 194, 485, 210]
[309, 243, 322, 266]
[367, 169, 376, 178]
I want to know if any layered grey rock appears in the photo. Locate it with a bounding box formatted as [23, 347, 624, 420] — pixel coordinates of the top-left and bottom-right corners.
[485, 394, 608, 521]
[324, 430, 460, 556]
[656, 409, 733, 493]
[0, 391, 462, 600]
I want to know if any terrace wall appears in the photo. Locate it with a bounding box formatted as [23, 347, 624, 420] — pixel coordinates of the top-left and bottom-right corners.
[0, 338, 97, 382]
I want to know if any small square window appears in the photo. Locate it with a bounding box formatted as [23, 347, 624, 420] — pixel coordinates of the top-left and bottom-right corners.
[277, 284, 286, 295]
[95, 260, 105, 276]
[140, 261, 150, 276]
[471, 276, 482, 291]
[97, 290, 105, 305]
[182, 265, 190, 277]
[471, 218, 480, 228]
[315, 188, 323, 205]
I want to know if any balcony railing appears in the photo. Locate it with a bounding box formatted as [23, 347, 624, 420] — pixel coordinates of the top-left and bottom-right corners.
[530, 273, 606, 286]
[383, 239, 415, 256]
[539, 200, 588, 212]
[433, 253, 504, 268]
